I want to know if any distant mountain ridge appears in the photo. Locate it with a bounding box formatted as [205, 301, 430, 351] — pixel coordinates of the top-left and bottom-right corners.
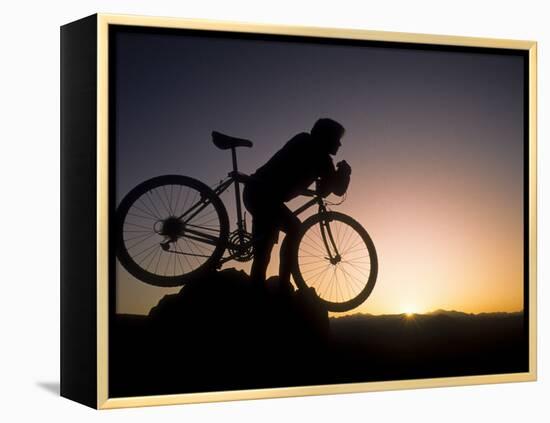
[428, 309, 523, 318]
[331, 309, 523, 320]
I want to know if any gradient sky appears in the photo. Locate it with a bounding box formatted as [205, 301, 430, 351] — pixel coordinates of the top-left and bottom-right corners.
[113, 28, 525, 316]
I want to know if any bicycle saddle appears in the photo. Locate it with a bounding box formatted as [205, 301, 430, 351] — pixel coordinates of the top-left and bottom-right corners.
[212, 131, 253, 149]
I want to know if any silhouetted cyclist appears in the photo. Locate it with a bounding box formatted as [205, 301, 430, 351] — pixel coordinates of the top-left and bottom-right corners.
[243, 118, 352, 288]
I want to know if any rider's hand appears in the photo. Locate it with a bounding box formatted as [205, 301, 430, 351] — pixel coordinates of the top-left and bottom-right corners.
[337, 160, 352, 176]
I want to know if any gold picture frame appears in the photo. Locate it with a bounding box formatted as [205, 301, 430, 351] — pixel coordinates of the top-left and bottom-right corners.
[60, 13, 537, 409]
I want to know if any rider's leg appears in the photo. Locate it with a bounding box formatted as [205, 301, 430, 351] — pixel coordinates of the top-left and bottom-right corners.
[243, 182, 282, 285]
[250, 221, 277, 285]
[278, 207, 301, 286]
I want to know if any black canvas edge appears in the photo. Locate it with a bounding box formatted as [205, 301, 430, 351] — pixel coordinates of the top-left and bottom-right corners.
[60, 13, 98, 409]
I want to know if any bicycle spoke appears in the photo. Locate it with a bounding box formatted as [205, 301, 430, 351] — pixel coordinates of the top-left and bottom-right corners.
[339, 265, 364, 296]
[334, 219, 343, 252]
[154, 244, 162, 275]
[172, 237, 177, 276]
[300, 237, 329, 256]
[150, 189, 167, 218]
[129, 204, 158, 220]
[193, 215, 221, 227]
[180, 231, 219, 247]
[124, 221, 154, 231]
[298, 253, 326, 258]
[307, 263, 329, 285]
[298, 246, 326, 259]
[158, 186, 168, 216]
[126, 211, 156, 221]
[145, 246, 161, 272]
[183, 237, 202, 268]
[340, 224, 355, 257]
[164, 245, 172, 276]
[334, 267, 341, 302]
[169, 184, 174, 215]
[126, 231, 158, 250]
[132, 241, 160, 260]
[187, 237, 213, 256]
[325, 267, 336, 301]
[136, 198, 160, 220]
[185, 189, 199, 220]
[339, 268, 350, 302]
[173, 184, 183, 216]
[192, 206, 218, 220]
[178, 185, 191, 218]
[342, 241, 368, 256]
[298, 258, 328, 265]
[186, 223, 220, 233]
[138, 242, 161, 267]
[173, 240, 186, 274]
[145, 192, 164, 220]
[345, 260, 372, 281]
[310, 264, 332, 294]
[124, 231, 156, 243]
[301, 261, 333, 274]
[304, 227, 326, 250]
[175, 239, 193, 272]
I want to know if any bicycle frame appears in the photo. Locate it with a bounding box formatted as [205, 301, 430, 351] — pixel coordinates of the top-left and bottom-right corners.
[174, 168, 342, 265]
[172, 171, 250, 265]
[171, 145, 342, 264]
[178, 144, 249, 235]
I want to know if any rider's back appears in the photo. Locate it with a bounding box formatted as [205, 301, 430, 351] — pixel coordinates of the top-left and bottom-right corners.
[250, 132, 334, 202]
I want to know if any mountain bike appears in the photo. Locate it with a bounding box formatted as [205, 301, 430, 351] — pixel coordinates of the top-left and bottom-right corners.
[115, 131, 378, 312]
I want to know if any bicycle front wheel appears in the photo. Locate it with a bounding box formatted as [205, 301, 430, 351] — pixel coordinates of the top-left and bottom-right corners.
[115, 175, 229, 287]
[291, 211, 378, 312]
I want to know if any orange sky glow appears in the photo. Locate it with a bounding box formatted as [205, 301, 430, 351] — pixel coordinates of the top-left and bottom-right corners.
[113, 30, 525, 317]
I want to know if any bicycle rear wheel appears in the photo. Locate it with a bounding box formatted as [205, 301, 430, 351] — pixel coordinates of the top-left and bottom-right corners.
[115, 175, 229, 287]
[291, 211, 378, 312]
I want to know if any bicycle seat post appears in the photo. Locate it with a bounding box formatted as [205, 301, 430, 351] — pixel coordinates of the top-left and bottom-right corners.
[231, 147, 245, 238]
[230, 146, 239, 174]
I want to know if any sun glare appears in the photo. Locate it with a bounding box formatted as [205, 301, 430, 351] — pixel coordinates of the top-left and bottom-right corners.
[403, 307, 416, 318]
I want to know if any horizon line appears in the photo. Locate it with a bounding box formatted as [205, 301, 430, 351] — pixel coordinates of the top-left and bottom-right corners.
[114, 308, 525, 318]
[330, 308, 525, 319]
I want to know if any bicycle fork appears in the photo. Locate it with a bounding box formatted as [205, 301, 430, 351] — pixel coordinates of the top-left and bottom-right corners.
[319, 213, 342, 265]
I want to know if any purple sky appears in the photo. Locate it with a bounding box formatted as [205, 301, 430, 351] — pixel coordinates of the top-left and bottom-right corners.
[113, 27, 525, 316]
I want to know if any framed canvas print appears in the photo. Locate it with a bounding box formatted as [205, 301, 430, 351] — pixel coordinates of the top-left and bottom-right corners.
[60, 13, 537, 409]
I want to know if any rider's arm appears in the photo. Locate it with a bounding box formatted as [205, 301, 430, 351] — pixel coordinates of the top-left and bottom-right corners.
[317, 157, 351, 197]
